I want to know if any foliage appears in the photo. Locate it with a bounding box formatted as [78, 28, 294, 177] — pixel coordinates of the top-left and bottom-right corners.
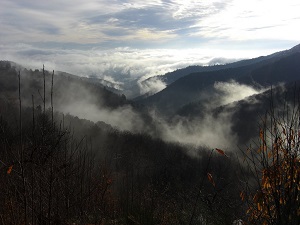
[242, 97, 300, 225]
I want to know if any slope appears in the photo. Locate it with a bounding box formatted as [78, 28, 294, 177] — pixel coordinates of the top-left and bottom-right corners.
[142, 43, 300, 88]
[139, 50, 300, 115]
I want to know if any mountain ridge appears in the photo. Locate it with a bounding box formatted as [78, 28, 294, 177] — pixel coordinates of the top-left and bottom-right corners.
[138, 43, 300, 99]
[137, 45, 300, 115]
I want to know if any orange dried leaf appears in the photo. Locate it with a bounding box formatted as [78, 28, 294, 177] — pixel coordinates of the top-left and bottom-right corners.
[240, 191, 245, 201]
[257, 202, 262, 211]
[280, 197, 284, 205]
[259, 129, 264, 141]
[215, 148, 225, 155]
[7, 165, 13, 174]
[207, 173, 215, 187]
[253, 193, 260, 203]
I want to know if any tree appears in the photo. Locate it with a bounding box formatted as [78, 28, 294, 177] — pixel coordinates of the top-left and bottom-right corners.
[241, 94, 300, 225]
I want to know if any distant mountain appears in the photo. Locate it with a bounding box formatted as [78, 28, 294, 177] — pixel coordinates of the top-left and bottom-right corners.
[145, 43, 300, 88]
[138, 45, 300, 115]
[0, 61, 128, 110]
[2, 44, 300, 149]
[215, 81, 300, 145]
[58, 71, 125, 96]
[165, 80, 300, 148]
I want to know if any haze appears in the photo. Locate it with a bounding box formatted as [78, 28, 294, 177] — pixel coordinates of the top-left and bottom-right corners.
[0, 0, 299, 96]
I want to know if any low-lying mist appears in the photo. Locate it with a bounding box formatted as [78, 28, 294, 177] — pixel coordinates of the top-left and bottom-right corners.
[154, 111, 238, 151]
[58, 102, 145, 132]
[138, 76, 167, 96]
[148, 80, 266, 151]
[54, 78, 266, 152]
[2, 44, 249, 98]
[3, 65, 268, 153]
[213, 80, 266, 106]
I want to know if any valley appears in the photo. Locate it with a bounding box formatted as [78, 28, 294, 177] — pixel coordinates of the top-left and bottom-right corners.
[1, 44, 300, 224]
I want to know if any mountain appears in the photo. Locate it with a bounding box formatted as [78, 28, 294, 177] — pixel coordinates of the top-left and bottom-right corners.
[2, 46, 300, 224]
[2, 44, 300, 147]
[216, 81, 300, 145]
[58, 71, 124, 95]
[138, 45, 300, 115]
[144, 43, 300, 88]
[0, 61, 128, 108]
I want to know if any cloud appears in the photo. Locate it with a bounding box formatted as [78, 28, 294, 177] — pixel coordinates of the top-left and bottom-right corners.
[100, 75, 124, 90]
[59, 102, 145, 132]
[208, 57, 242, 65]
[0, 0, 298, 74]
[169, 0, 228, 20]
[0, 43, 240, 90]
[145, 80, 267, 151]
[0, 0, 299, 48]
[1, 0, 299, 157]
[138, 77, 167, 95]
[191, 0, 300, 42]
[0, 0, 179, 44]
[213, 80, 266, 106]
[2, 42, 285, 98]
[55, 77, 241, 151]
[45, 74, 146, 132]
[149, 108, 238, 151]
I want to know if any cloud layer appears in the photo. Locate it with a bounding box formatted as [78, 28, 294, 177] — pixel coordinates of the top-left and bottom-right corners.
[150, 80, 267, 151]
[0, 0, 299, 97]
[1, 43, 279, 97]
[1, 0, 299, 46]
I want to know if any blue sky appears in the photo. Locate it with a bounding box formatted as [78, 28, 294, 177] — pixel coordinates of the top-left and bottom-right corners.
[1, 0, 299, 93]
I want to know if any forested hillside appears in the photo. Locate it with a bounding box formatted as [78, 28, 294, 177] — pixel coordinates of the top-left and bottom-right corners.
[1, 45, 300, 224]
[139, 52, 300, 115]
[0, 62, 244, 224]
[0, 61, 127, 110]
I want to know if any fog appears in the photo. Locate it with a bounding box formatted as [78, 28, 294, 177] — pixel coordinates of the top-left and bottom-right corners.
[66, 76, 268, 151]
[1, 43, 249, 97]
[3, 61, 268, 153]
[213, 80, 266, 106]
[154, 111, 238, 151]
[149, 80, 266, 151]
[59, 102, 145, 132]
[137, 76, 167, 95]
[53, 77, 265, 151]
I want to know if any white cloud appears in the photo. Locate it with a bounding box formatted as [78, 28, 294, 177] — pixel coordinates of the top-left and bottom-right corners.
[0, 0, 298, 97]
[1, 0, 299, 45]
[1, 42, 285, 98]
[147, 80, 267, 150]
[151, 109, 238, 151]
[170, 0, 227, 19]
[138, 77, 167, 95]
[59, 102, 145, 132]
[101, 75, 124, 90]
[193, 0, 300, 42]
[214, 80, 266, 106]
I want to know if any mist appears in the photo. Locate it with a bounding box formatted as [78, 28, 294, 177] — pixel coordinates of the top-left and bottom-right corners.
[50, 75, 147, 132]
[213, 80, 266, 106]
[1, 43, 248, 97]
[58, 102, 145, 132]
[56, 78, 266, 151]
[3, 63, 268, 153]
[138, 76, 167, 95]
[155, 111, 238, 151]
[144, 80, 267, 151]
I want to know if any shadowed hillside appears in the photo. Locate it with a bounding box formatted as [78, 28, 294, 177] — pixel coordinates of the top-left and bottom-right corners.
[139, 52, 300, 115]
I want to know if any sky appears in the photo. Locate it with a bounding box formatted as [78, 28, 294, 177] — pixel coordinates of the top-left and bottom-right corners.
[0, 0, 299, 95]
